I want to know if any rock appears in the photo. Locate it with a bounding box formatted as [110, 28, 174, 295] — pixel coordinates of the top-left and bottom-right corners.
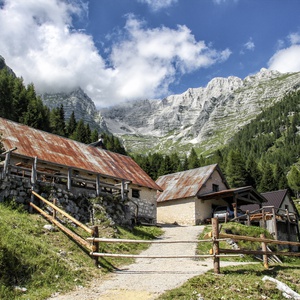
[43, 224, 56, 231]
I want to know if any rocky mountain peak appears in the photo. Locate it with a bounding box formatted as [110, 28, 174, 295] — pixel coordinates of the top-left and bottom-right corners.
[100, 69, 300, 155]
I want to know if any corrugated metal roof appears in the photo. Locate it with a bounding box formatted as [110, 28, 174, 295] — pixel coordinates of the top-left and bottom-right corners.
[0, 117, 162, 191]
[240, 189, 290, 213]
[155, 164, 219, 202]
[261, 190, 287, 211]
[199, 186, 267, 205]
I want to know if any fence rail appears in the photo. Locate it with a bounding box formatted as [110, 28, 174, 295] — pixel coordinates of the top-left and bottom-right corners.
[26, 192, 300, 273]
[30, 191, 100, 266]
[88, 218, 300, 273]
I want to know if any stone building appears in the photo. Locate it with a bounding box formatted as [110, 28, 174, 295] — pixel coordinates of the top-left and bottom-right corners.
[0, 117, 162, 225]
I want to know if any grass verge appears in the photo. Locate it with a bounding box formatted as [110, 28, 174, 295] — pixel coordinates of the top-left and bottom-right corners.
[159, 222, 300, 299]
[157, 263, 300, 300]
[0, 202, 163, 300]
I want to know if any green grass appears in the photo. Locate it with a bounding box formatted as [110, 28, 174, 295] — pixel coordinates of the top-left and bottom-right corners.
[158, 263, 300, 300]
[197, 222, 276, 262]
[0, 202, 163, 300]
[160, 222, 300, 300]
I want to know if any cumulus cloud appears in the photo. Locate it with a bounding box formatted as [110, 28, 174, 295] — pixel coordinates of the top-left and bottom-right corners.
[0, 0, 231, 107]
[268, 32, 300, 73]
[109, 15, 231, 101]
[137, 0, 177, 11]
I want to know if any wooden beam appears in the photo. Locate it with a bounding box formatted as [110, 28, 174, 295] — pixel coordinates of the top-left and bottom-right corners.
[30, 202, 92, 251]
[32, 191, 93, 235]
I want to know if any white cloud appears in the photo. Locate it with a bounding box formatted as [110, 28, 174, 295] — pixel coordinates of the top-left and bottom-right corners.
[268, 45, 300, 73]
[137, 0, 177, 11]
[109, 15, 231, 101]
[268, 32, 300, 73]
[213, 0, 238, 4]
[244, 38, 255, 51]
[289, 32, 300, 45]
[0, 0, 231, 108]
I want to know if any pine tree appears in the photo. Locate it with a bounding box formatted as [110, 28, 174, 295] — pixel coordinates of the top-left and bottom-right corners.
[287, 166, 300, 198]
[188, 148, 200, 169]
[225, 150, 249, 188]
[66, 111, 77, 137]
[50, 105, 66, 136]
[258, 163, 277, 192]
[71, 120, 86, 142]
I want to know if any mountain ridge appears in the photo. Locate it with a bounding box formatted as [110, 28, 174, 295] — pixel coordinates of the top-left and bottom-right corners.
[100, 68, 300, 156]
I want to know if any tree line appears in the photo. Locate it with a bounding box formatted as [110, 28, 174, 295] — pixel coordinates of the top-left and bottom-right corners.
[2, 63, 300, 197]
[0, 68, 126, 154]
[133, 90, 300, 197]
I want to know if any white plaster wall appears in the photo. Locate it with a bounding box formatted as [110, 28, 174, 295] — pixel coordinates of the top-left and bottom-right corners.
[195, 198, 228, 224]
[199, 169, 228, 195]
[280, 195, 297, 214]
[157, 197, 195, 225]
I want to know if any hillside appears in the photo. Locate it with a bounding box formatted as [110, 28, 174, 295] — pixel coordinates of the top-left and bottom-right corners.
[0, 203, 162, 300]
[100, 69, 300, 156]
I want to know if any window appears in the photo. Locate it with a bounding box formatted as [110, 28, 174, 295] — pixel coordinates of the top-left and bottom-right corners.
[132, 189, 140, 198]
[212, 184, 219, 192]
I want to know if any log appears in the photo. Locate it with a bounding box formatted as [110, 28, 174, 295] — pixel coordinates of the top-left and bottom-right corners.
[87, 237, 207, 243]
[90, 253, 214, 259]
[218, 233, 300, 247]
[262, 276, 300, 299]
[32, 191, 93, 235]
[30, 202, 92, 251]
[219, 248, 300, 257]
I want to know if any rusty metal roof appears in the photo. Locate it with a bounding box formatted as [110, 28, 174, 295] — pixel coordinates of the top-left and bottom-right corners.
[155, 164, 220, 202]
[199, 186, 267, 205]
[0, 117, 162, 191]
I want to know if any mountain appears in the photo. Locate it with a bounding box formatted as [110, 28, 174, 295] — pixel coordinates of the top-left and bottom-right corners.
[0, 55, 15, 76]
[40, 88, 108, 132]
[100, 69, 300, 156]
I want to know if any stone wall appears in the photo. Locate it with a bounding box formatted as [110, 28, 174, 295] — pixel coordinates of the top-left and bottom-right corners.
[0, 175, 134, 227]
[128, 197, 156, 224]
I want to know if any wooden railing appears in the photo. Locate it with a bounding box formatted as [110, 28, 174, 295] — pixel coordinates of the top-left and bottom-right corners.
[1, 158, 129, 199]
[30, 191, 100, 266]
[87, 218, 300, 273]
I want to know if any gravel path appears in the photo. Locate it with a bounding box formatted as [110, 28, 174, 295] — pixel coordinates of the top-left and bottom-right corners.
[49, 225, 248, 300]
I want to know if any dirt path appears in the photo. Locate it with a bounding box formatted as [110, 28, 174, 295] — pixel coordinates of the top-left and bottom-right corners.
[48, 225, 248, 300]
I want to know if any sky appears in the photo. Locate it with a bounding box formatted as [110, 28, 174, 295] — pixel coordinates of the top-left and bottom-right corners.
[1, 0, 300, 108]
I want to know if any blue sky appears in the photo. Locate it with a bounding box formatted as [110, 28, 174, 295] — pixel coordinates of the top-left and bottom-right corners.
[0, 0, 300, 108]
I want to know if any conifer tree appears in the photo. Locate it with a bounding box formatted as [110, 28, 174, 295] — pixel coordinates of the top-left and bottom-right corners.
[49, 105, 66, 136]
[66, 111, 77, 137]
[287, 166, 300, 198]
[188, 148, 200, 169]
[225, 150, 248, 188]
[258, 163, 277, 192]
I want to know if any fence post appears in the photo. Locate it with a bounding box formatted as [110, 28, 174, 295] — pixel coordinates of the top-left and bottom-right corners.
[53, 198, 57, 219]
[212, 217, 220, 274]
[272, 207, 278, 240]
[260, 233, 268, 269]
[246, 210, 250, 226]
[262, 208, 266, 229]
[92, 226, 99, 267]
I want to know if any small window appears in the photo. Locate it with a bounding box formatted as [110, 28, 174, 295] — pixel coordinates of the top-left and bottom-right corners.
[132, 189, 140, 198]
[212, 184, 219, 192]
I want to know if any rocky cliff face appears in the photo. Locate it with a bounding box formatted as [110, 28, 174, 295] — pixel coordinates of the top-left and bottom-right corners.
[40, 68, 300, 156]
[40, 87, 108, 131]
[100, 68, 300, 155]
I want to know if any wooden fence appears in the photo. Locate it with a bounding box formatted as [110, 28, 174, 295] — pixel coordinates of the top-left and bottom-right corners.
[28, 192, 300, 273]
[87, 218, 300, 274]
[30, 191, 100, 266]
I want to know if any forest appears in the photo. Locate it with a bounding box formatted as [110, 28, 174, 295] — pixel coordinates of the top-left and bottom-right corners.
[1, 65, 300, 197]
[0, 67, 126, 154]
